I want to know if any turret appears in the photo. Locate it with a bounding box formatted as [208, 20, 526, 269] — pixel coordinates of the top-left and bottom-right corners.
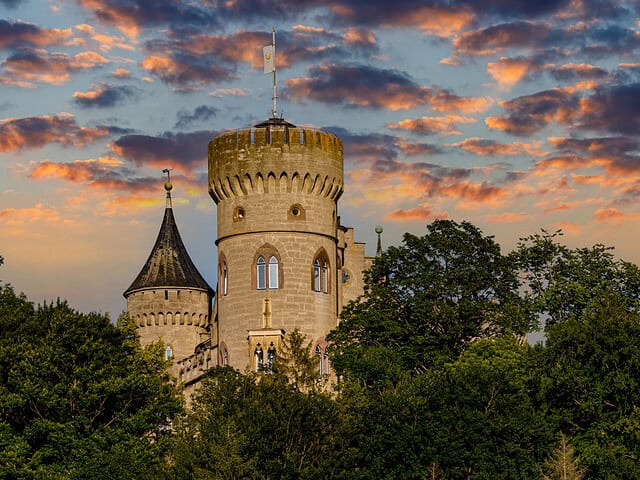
[124, 175, 213, 367]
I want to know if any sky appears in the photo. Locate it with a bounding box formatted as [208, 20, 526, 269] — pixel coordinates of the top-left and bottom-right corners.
[1, 0, 640, 318]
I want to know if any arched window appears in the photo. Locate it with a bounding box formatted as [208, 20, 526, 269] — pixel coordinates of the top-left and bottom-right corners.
[253, 245, 282, 290]
[312, 250, 330, 293]
[323, 349, 329, 376]
[267, 343, 276, 373]
[315, 344, 323, 376]
[164, 346, 173, 360]
[255, 345, 264, 372]
[313, 260, 321, 292]
[321, 261, 328, 293]
[222, 263, 228, 295]
[223, 349, 229, 366]
[269, 256, 278, 289]
[257, 256, 266, 290]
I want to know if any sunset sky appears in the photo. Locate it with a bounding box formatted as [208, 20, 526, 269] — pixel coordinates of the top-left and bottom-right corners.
[1, 0, 639, 318]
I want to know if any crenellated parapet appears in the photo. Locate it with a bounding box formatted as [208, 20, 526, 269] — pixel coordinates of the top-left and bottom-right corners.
[208, 126, 344, 204]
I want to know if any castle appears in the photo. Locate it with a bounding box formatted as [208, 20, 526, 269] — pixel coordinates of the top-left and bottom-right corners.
[124, 117, 376, 393]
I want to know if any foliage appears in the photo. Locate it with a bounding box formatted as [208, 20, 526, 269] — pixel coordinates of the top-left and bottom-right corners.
[542, 434, 585, 480]
[532, 294, 640, 479]
[273, 328, 318, 390]
[0, 285, 182, 479]
[512, 229, 640, 327]
[165, 367, 339, 480]
[330, 337, 552, 479]
[328, 220, 531, 383]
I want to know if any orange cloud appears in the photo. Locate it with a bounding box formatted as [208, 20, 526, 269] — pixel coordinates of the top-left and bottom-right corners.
[208, 88, 250, 97]
[0, 114, 109, 152]
[387, 115, 475, 135]
[30, 157, 124, 182]
[552, 221, 581, 233]
[385, 204, 449, 221]
[595, 207, 627, 223]
[75, 23, 135, 52]
[0, 203, 60, 225]
[1, 50, 108, 87]
[453, 137, 548, 156]
[487, 57, 543, 88]
[487, 212, 527, 222]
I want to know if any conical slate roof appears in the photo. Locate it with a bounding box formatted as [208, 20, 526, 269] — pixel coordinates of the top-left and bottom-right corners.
[124, 203, 211, 297]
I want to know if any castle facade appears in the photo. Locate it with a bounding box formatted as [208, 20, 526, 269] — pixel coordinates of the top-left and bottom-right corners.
[124, 118, 374, 392]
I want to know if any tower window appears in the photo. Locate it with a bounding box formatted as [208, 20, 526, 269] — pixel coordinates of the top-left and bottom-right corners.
[255, 344, 264, 372]
[253, 245, 282, 290]
[268, 256, 278, 289]
[288, 203, 305, 220]
[316, 344, 323, 377]
[312, 250, 330, 294]
[257, 256, 266, 290]
[164, 346, 173, 360]
[267, 343, 276, 373]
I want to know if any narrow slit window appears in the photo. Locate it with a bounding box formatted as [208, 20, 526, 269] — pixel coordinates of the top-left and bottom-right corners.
[316, 344, 323, 376]
[223, 264, 228, 295]
[322, 261, 328, 293]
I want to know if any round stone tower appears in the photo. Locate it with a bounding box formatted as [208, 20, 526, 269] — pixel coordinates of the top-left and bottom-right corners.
[124, 178, 213, 365]
[209, 118, 344, 371]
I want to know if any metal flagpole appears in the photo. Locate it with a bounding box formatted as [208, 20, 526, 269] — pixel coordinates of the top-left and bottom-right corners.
[272, 27, 277, 118]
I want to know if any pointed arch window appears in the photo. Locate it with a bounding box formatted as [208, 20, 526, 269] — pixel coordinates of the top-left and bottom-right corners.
[254, 245, 282, 290]
[312, 250, 330, 294]
[255, 345, 264, 372]
[268, 256, 278, 289]
[257, 256, 267, 290]
[267, 343, 276, 373]
[315, 344, 323, 376]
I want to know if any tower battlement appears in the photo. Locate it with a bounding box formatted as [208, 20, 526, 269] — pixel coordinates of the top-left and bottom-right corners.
[208, 126, 343, 205]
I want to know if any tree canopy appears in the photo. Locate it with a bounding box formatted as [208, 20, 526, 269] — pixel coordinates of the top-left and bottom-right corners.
[0, 284, 182, 479]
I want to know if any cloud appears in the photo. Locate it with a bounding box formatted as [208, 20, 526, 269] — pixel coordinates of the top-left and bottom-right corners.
[0, 203, 60, 224]
[486, 212, 528, 222]
[578, 83, 640, 134]
[0, 113, 109, 152]
[139, 54, 233, 90]
[487, 56, 546, 88]
[174, 105, 217, 129]
[453, 21, 551, 56]
[486, 87, 579, 135]
[0, 20, 71, 49]
[385, 204, 448, 221]
[595, 207, 628, 223]
[140, 28, 377, 89]
[387, 115, 475, 135]
[0, 48, 108, 86]
[208, 88, 250, 97]
[111, 67, 131, 78]
[73, 82, 138, 108]
[547, 63, 608, 82]
[452, 138, 548, 157]
[111, 130, 217, 171]
[74, 23, 134, 52]
[397, 141, 443, 156]
[78, 0, 217, 37]
[286, 64, 490, 112]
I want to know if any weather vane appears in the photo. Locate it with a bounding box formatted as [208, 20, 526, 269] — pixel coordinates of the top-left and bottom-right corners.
[263, 27, 277, 118]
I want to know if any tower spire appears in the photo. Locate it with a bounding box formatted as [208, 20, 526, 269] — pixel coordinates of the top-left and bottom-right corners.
[162, 168, 173, 208]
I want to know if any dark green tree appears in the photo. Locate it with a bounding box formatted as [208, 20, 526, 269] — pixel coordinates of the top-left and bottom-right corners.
[330, 337, 551, 479]
[512, 230, 640, 327]
[166, 367, 339, 480]
[533, 294, 640, 479]
[0, 284, 182, 479]
[328, 220, 531, 384]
